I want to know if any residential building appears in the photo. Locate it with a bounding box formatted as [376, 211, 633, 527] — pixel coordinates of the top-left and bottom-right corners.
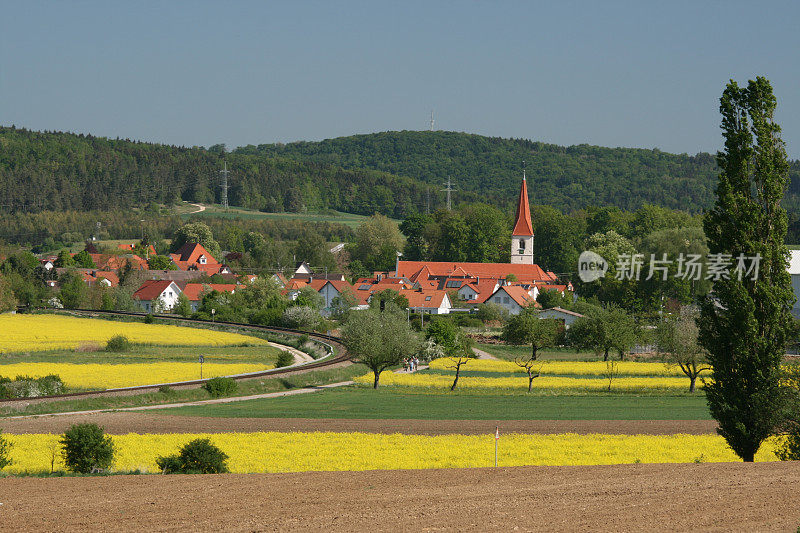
[132, 280, 182, 312]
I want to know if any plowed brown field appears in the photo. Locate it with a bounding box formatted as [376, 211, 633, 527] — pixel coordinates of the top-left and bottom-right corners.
[3, 462, 799, 531]
[1, 412, 718, 435]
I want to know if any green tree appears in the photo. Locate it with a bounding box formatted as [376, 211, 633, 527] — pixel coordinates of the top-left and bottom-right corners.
[503, 308, 559, 361]
[171, 222, 221, 261]
[349, 214, 404, 272]
[399, 213, 433, 260]
[569, 306, 637, 361]
[341, 308, 420, 388]
[369, 289, 409, 313]
[698, 77, 796, 462]
[174, 292, 192, 317]
[148, 255, 176, 270]
[656, 307, 710, 392]
[58, 273, 87, 309]
[425, 317, 461, 356]
[0, 274, 17, 312]
[54, 249, 74, 268]
[73, 250, 96, 268]
[60, 423, 114, 474]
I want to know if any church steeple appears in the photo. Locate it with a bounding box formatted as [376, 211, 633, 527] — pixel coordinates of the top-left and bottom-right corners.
[510, 169, 534, 264]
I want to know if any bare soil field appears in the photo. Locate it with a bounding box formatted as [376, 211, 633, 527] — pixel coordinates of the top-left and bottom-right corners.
[3, 462, 799, 532]
[1, 412, 718, 435]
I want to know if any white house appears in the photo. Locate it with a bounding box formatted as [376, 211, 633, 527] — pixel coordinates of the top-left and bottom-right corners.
[132, 280, 182, 313]
[485, 285, 536, 315]
[789, 250, 800, 317]
[401, 289, 452, 315]
[537, 307, 585, 328]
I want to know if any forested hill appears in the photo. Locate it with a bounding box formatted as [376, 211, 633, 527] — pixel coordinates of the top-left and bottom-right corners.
[237, 130, 800, 213]
[0, 126, 455, 218]
[4, 126, 800, 218]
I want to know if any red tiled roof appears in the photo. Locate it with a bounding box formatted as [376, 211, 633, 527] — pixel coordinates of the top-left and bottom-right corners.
[169, 243, 220, 271]
[493, 285, 536, 308]
[118, 243, 157, 255]
[182, 283, 236, 301]
[133, 280, 177, 301]
[512, 177, 534, 236]
[397, 261, 551, 283]
[399, 289, 450, 309]
[94, 271, 119, 286]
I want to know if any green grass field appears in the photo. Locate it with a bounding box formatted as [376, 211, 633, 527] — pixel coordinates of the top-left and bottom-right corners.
[0, 344, 283, 365]
[158, 386, 711, 420]
[475, 343, 602, 361]
[180, 203, 395, 228]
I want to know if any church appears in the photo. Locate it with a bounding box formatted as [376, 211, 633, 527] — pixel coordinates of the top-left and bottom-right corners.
[380, 174, 570, 314]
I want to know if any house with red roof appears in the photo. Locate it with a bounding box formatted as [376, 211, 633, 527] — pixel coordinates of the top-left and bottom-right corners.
[182, 283, 237, 312]
[399, 288, 452, 314]
[132, 280, 182, 313]
[169, 243, 231, 276]
[118, 243, 157, 257]
[485, 285, 538, 315]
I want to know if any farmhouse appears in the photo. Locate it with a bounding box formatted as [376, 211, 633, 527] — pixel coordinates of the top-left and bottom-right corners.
[132, 280, 182, 312]
[169, 243, 230, 275]
[538, 306, 585, 328]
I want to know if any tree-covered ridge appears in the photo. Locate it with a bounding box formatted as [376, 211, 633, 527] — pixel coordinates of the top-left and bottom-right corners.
[238, 130, 800, 213]
[0, 126, 446, 219]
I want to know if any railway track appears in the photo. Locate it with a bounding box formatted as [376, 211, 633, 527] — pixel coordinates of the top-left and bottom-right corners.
[0, 309, 350, 406]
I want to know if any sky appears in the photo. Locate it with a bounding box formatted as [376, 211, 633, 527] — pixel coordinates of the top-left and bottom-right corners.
[2, 1, 800, 157]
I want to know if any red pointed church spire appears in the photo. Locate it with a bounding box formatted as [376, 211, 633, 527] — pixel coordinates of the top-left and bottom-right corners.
[512, 172, 534, 236]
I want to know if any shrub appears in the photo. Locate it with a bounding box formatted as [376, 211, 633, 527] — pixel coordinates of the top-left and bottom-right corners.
[61, 423, 114, 474]
[0, 429, 12, 470]
[203, 376, 237, 398]
[105, 334, 131, 352]
[144, 314, 154, 324]
[282, 306, 320, 330]
[157, 438, 229, 474]
[276, 350, 295, 368]
[158, 385, 173, 394]
[0, 374, 64, 399]
[296, 334, 310, 349]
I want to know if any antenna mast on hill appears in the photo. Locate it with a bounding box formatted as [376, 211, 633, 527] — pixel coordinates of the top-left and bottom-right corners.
[442, 176, 456, 211]
[429, 110, 435, 131]
[219, 162, 230, 210]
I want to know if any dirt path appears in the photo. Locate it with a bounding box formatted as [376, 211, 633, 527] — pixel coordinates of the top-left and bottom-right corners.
[186, 202, 205, 214]
[473, 347, 498, 360]
[269, 342, 314, 364]
[3, 462, 799, 531]
[0, 414, 718, 435]
[1, 381, 353, 422]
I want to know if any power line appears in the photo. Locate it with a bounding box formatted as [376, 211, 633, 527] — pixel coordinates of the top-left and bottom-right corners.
[441, 176, 456, 211]
[218, 162, 230, 210]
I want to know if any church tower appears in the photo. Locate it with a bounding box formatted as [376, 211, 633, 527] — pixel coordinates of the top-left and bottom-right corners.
[510, 172, 534, 264]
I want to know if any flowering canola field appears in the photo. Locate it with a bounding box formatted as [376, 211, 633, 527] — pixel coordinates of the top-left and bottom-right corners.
[4, 432, 779, 474]
[0, 314, 269, 353]
[428, 358, 710, 377]
[355, 371, 692, 392]
[0, 362, 272, 389]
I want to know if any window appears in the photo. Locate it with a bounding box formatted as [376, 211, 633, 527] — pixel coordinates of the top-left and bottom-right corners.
[199, 255, 207, 265]
[503, 296, 510, 304]
[425, 296, 432, 301]
[358, 284, 371, 290]
[519, 239, 526, 251]
[445, 280, 461, 288]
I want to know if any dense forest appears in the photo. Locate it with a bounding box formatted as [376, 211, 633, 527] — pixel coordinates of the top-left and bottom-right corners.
[238, 130, 800, 213]
[6, 126, 800, 220]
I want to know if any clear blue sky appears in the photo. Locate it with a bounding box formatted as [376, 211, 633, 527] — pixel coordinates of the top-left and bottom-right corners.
[2, 1, 799, 157]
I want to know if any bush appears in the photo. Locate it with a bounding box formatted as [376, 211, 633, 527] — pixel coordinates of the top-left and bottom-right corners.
[0, 374, 64, 399]
[61, 423, 114, 474]
[275, 350, 294, 368]
[296, 334, 310, 349]
[282, 306, 320, 330]
[0, 429, 12, 470]
[144, 314, 154, 324]
[105, 335, 130, 352]
[156, 438, 229, 474]
[203, 376, 237, 398]
[158, 385, 173, 394]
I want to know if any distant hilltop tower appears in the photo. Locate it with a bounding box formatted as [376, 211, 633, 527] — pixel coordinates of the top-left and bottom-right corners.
[510, 170, 534, 264]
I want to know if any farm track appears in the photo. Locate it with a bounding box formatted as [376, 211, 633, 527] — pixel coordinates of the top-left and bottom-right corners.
[3, 462, 799, 531]
[0, 309, 349, 409]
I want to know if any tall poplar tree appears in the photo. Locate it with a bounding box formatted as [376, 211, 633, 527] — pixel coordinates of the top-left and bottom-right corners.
[698, 77, 795, 462]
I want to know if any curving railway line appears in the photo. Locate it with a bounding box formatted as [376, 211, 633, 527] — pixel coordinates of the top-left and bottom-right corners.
[0, 309, 350, 406]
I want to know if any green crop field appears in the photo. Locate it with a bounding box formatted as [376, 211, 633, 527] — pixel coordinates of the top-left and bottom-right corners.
[158, 386, 711, 420]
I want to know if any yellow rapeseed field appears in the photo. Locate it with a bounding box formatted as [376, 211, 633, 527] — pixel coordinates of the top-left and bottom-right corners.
[0, 362, 272, 389]
[428, 358, 710, 377]
[0, 314, 269, 353]
[3, 432, 779, 474]
[355, 371, 694, 391]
